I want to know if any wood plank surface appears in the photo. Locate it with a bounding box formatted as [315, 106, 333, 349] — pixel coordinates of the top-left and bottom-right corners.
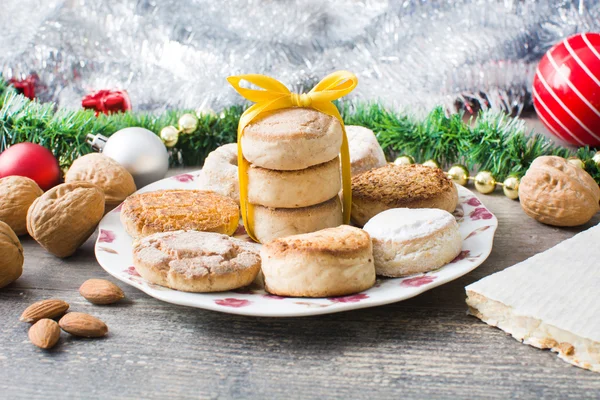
[1, 169, 599, 399]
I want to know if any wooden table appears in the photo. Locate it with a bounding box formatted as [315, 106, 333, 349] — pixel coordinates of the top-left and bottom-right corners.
[1, 170, 599, 399]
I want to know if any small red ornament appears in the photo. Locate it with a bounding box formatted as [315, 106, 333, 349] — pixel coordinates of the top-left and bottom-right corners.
[0, 143, 61, 190]
[533, 32, 600, 146]
[82, 89, 132, 115]
[9, 76, 36, 100]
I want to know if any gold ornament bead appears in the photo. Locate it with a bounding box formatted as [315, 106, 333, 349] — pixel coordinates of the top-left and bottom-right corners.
[178, 113, 199, 134]
[592, 151, 600, 167]
[502, 176, 520, 200]
[567, 157, 585, 169]
[474, 171, 497, 194]
[196, 106, 217, 118]
[447, 164, 469, 186]
[160, 126, 179, 148]
[393, 155, 414, 165]
[422, 159, 440, 169]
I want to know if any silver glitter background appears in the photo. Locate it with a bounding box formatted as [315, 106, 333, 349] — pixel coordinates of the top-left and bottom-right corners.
[1, 0, 599, 115]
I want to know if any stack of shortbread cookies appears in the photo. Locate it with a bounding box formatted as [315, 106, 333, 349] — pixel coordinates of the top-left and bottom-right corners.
[242, 107, 345, 243]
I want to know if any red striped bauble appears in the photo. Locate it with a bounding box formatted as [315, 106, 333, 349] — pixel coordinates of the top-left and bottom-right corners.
[533, 32, 600, 147]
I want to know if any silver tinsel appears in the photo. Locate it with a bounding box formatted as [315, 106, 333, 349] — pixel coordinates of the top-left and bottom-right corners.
[1, 0, 599, 115]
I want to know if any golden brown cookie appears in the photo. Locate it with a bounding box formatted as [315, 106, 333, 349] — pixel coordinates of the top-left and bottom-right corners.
[133, 230, 261, 292]
[121, 189, 239, 238]
[351, 164, 458, 226]
[260, 225, 375, 297]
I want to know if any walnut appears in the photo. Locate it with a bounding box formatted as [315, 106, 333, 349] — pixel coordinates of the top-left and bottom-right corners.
[27, 182, 105, 258]
[519, 156, 600, 226]
[0, 176, 43, 235]
[65, 153, 136, 211]
[0, 221, 23, 288]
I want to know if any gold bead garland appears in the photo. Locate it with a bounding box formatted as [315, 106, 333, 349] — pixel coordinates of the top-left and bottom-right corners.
[160, 112, 202, 148]
[392, 156, 527, 199]
[567, 156, 585, 169]
[160, 126, 179, 147]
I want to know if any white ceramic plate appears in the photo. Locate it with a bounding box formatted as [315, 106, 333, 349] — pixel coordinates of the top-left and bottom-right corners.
[95, 170, 498, 317]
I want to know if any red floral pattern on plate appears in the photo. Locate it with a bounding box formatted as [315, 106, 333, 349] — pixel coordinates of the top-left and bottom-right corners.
[451, 250, 470, 263]
[401, 275, 436, 287]
[452, 204, 464, 219]
[465, 225, 492, 239]
[124, 266, 141, 277]
[172, 173, 194, 183]
[329, 293, 369, 303]
[466, 197, 481, 207]
[469, 207, 493, 221]
[215, 298, 251, 308]
[113, 203, 124, 212]
[98, 229, 116, 243]
[98, 246, 118, 254]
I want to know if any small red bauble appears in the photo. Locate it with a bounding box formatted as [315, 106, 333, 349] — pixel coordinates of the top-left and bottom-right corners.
[0, 143, 61, 190]
[533, 32, 600, 146]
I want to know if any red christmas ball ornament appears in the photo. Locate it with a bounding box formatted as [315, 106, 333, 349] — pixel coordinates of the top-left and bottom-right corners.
[0, 143, 61, 190]
[533, 32, 600, 146]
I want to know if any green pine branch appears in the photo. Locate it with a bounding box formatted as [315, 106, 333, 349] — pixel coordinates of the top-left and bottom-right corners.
[0, 80, 597, 184]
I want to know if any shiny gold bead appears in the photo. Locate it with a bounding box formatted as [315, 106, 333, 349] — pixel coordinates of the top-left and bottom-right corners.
[196, 106, 217, 118]
[422, 159, 440, 169]
[160, 125, 179, 148]
[502, 176, 520, 200]
[474, 171, 497, 194]
[178, 113, 199, 134]
[393, 155, 414, 165]
[447, 164, 469, 186]
[567, 157, 585, 169]
[592, 151, 600, 167]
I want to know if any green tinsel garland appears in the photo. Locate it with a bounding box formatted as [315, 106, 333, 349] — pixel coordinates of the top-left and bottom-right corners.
[0, 82, 598, 184]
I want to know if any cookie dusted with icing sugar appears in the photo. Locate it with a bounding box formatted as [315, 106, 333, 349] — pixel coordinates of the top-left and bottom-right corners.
[241, 107, 342, 171]
[200, 144, 239, 202]
[351, 164, 458, 226]
[363, 208, 462, 277]
[132, 230, 261, 292]
[261, 225, 375, 297]
[346, 125, 387, 176]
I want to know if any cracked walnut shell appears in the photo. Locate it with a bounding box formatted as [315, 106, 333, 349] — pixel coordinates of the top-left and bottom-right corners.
[519, 156, 600, 227]
[65, 153, 136, 211]
[0, 221, 24, 288]
[0, 176, 43, 235]
[27, 182, 105, 258]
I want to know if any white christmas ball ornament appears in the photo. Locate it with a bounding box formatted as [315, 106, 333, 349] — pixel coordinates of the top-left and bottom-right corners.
[87, 127, 169, 188]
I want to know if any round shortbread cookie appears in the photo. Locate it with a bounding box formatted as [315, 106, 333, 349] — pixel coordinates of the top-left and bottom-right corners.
[121, 189, 239, 238]
[251, 196, 343, 243]
[248, 157, 341, 208]
[241, 108, 342, 170]
[351, 164, 458, 226]
[260, 225, 375, 297]
[201, 144, 239, 202]
[133, 230, 261, 292]
[363, 208, 462, 277]
[346, 125, 387, 176]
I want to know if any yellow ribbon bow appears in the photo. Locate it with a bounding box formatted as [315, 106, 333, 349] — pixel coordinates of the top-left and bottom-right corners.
[227, 70, 358, 242]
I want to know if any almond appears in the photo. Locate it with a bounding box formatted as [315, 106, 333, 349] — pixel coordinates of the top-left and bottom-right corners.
[28, 319, 61, 349]
[59, 312, 108, 338]
[79, 279, 125, 305]
[20, 299, 70, 323]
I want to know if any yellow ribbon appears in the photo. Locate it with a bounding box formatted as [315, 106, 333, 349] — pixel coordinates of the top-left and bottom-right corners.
[227, 70, 358, 242]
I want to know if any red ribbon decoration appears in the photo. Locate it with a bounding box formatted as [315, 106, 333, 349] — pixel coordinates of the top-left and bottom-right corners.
[9, 76, 36, 100]
[82, 89, 132, 115]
